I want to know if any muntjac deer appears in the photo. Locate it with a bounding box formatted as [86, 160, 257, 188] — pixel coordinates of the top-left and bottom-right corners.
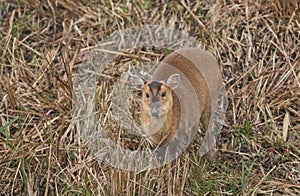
[130, 48, 225, 159]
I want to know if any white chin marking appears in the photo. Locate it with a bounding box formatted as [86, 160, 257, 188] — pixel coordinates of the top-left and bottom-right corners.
[143, 115, 167, 135]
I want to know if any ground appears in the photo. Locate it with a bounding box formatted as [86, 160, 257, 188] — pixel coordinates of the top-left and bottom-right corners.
[0, 0, 299, 195]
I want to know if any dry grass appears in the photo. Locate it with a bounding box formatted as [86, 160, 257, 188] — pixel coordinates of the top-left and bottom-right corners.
[0, 0, 299, 195]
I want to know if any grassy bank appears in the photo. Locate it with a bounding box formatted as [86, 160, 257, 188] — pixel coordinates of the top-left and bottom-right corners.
[0, 0, 299, 195]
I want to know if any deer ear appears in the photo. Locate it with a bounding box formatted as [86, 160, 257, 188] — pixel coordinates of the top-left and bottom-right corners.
[129, 74, 145, 90]
[166, 74, 180, 89]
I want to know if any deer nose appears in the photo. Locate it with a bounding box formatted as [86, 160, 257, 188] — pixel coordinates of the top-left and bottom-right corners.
[150, 108, 160, 118]
[150, 102, 161, 118]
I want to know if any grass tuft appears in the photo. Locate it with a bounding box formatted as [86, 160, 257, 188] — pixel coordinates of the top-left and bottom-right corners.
[0, 0, 299, 195]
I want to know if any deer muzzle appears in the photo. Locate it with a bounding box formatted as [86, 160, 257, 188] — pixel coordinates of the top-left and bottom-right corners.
[150, 102, 161, 118]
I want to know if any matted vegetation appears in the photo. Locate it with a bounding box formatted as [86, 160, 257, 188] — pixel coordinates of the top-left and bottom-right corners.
[0, 0, 299, 195]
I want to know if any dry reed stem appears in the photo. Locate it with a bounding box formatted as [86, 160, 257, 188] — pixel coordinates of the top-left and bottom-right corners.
[0, 0, 299, 195]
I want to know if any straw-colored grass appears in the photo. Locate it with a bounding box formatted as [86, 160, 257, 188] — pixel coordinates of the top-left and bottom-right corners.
[0, 0, 299, 195]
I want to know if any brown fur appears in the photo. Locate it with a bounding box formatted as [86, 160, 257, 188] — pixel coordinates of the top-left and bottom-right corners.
[141, 83, 180, 145]
[135, 48, 223, 154]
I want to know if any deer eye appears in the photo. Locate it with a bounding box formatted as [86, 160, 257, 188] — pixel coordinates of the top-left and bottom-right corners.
[145, 93, 150, 98]
[161, 92, 166, 97]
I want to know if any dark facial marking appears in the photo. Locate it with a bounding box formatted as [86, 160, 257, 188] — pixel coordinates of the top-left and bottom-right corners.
[145, 93, 150, 98]
[147, 81, 163, 102]
[148, 81, 163, 93]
